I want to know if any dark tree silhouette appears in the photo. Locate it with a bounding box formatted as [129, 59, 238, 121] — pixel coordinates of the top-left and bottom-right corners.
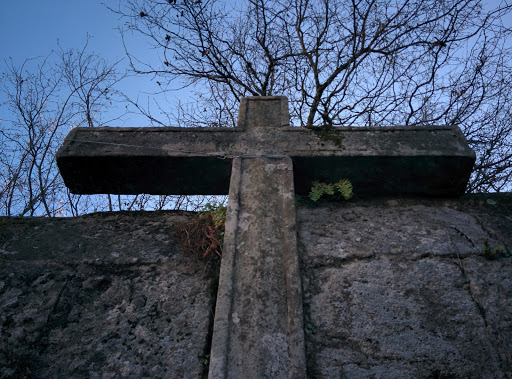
[115, 0, 512, 192]
[1, 40, 230, 216]
[0, 42, 124, 216]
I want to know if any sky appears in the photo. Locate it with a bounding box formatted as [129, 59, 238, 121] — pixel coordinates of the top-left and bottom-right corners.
[1, 1, 125, 63]
[1, 1, 511, 128]
[0, 0, 184, 127]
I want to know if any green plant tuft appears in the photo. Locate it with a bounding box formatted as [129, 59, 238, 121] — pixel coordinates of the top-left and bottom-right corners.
[309, 179, 353, 202]
[334, 179, 353, 200]
[201, 354, 210, 366]
[305, 323, 318, 335]
[201, 203, 227, 231]
[483, 239, 511, 260]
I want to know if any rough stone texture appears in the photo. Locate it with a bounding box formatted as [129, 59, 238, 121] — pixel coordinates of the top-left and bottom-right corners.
[1, 195, 511, 378]
[297, 194, 512, 378]
[209, 99, 306, 378]
[56, 97, 474, 197]
[209, 157, 305, 378]
[0, 212, 215, 378]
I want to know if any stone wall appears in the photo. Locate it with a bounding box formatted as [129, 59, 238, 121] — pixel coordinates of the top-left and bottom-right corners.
[297, 194, 512, 378]
[1, 194, 511, 378]
[0, 212, 216, 378]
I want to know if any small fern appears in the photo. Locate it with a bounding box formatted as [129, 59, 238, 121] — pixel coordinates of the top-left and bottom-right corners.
[309, 182, 334, 202]
[309, 179, 353, 202]
[334, 179, 353, 200]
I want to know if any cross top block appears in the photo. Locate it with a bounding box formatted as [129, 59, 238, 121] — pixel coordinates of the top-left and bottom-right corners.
[237, 96, 290, 129]
[57, 96, 476, 196]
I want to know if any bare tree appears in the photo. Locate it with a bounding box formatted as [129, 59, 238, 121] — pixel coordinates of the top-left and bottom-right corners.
[0, 42, 125, 216]
[114, 0, 512, 192]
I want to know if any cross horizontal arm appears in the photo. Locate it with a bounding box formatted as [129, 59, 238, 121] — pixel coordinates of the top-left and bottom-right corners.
[57, 125, 475, 196]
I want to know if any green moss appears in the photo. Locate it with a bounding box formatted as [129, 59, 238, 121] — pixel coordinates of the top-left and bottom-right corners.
[311, 126, 345, 148]
[483, 239, 511, 260]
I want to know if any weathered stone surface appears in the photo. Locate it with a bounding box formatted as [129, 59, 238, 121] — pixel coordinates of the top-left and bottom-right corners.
[208, 158, 305, 377]
[0, 212, 215, 378]
[298, 202, 493, 262]
[464, 257, 512, 376]
[56, 97, 474, 196]
[1, 195, 511, 378]
[305, 260, 501, 378]
[297, 194, 512, 378]
[206, 98, 306, 378]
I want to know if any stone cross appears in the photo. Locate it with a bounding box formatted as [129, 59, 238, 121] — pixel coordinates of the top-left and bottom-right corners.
[57, 96, 475, 378]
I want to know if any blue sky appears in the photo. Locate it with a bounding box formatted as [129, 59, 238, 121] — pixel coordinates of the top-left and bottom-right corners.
[0, 0, 184, 127]
[0, 1, 125, 63]
[1, 1, 511, 128]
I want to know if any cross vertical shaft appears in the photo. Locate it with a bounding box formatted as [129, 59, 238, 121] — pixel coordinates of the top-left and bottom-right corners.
[208, 98, 306, 378]
[209, 157, 305, 378]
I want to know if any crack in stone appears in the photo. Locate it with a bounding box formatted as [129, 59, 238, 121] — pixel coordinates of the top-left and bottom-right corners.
[449, 226, 481, 254]
[470, 213, 512, 255]
[445, 234, 511, 376]
[447, 234, 489, 329]
[302, 251, 478, 271]
[46, 279, 70, 327]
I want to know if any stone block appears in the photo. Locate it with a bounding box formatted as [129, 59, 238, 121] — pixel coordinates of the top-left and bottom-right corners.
[297, 196, 512, 377]
[0, 212, 214, 378]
